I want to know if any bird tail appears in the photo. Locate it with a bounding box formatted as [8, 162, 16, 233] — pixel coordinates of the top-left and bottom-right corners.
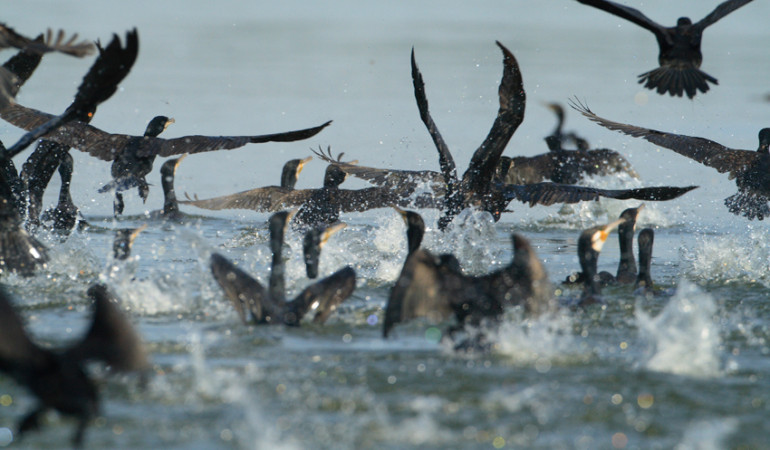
[637, 65, 718, 99]
[725, 192, 770, 220]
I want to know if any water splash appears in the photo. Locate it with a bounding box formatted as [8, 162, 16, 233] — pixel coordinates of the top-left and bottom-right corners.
[635, 280, 722, 377]
[687, 227, 770, 287]
[492, 311, 585, 365]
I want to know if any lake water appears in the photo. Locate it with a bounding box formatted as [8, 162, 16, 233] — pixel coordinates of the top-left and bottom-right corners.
[2, 1, 770, 448]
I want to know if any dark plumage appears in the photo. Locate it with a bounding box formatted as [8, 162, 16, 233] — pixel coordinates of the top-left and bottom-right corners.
[113, 225, 146, 261]
[314, 44, 696, 227]
[181, 156, 312, 213]
[383, 208, 551, 339]
[303, 223, 346, 279]
[543, 102, 590, 151]
[615, 204, 645, 284]
[0, 283, 147, 446]
[572, 99, 770, 220]
[39, 152, 86, 233]
[575, 0, 754, 98]
[0, 23, 94, 106]
[575, 218, 625, 305]
[146, 154, 188, 221]
[210, 211, 356, 326]
[635, 228, 655, 292]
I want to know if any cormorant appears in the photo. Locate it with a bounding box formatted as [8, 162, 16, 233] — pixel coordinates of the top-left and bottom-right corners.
[543, 102, 590, 151]
[571, 99, 770, 220]
[303, 222, 346, 279]
[181, 156, 312, 213]
[0, 283, 148, 446]
[16, 30, 139, 225]
[383, 208, 552, 338]
[575, 0, 754, 98]
[616, 204, 644, 284]
[210, 211, 356, 326]
[0, 90, 332, 214]
[575, 218, 626, 305]
[113, 225, 146, 261]
[144, 154, 188, 221]
[313, 43, 697, 227]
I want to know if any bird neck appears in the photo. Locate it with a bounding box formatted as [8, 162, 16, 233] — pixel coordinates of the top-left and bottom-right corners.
[406, 225, 424, 256]
[280, 165, 299, 189]
[268, 226, 286, 303]
[616, 222, 637, 278]
[161, 169, 178, 214]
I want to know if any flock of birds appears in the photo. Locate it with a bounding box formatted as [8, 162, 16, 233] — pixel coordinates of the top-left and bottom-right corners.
[0, 0, 765, 445]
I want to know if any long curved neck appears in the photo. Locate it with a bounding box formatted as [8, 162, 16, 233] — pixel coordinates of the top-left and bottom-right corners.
[280, 164, 298, 189]
[268, 225, 286, 303]
[616, 222, 637, 279]
[161, 167, 178, 214]
[578, 239, 601, 297]
[406, 223, 424, 256]
[636, 229, 654, 289]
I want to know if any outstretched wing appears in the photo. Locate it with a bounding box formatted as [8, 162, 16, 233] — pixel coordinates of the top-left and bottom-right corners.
[181, 186, 292, 212]
[502, 182, 698, 206]
[210, 253, 275, 324]
[570, 98, 758, 177]
[0, 23, 94, 57]
[576, 0, 667, 37]
[288, 266, 356, 325]
[463, 41, 526, 194]
[695, 0, 754, 30]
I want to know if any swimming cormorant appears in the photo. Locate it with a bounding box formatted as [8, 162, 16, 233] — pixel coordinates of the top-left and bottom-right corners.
[181, 156, 312, 213]
[572, 99, 770, 220]
[113, 225, 146, 261]
[575, 0, 754, 98]
[0, 283, 147, 446]
[575, 218, 626, 305]
[616, 204, 644, 284]
[210, 211, 356, 326]
[303, 222, 346, 279]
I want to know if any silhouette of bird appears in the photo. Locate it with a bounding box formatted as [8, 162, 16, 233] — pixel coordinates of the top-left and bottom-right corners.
[0, 283, 147, 446]
[575, 0, 754, 98]
[210, 211, 356, 326]
[572, 99, 770, 220]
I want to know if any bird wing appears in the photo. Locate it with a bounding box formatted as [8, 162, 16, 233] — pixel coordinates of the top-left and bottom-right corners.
[501, 182, 698, 207]
[181, 186, 292, 212]
[63, 284, 148, 372]
[0, 23, 94, 57]
[694, 0, 754, 30]
[210, 253, 280, 324]
[411, 48, 457, 187]
[0, 288, 51, 374]
[463, 41, 526, 194]
[504, 154, 556, 184]
[2, 34, 44, 89]
[570, 99, 758, 176]
[288, 266, 356, 325]
[575, 0, 667, 36]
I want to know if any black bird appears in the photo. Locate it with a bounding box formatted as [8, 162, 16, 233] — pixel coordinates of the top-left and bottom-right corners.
[0, 96, 332, 215]
[382, 208, 457, 337]
[564, 204, 644, 286]
[635, 228, 655, 292]
[383, 208, 551, 338]
[313, 43, 696, 227]
[1, 30, 139, 221]
[210, 211, 356, 326]
[575, 218, 626, 305]
[0, 140, 48, 276]
[575, 0, 754, 98]
[113, 225, 146, 261]
[145, 154, 188, 220]
[572, 99, 770, 220]
[39, 152, 86, 233]
[181, 156, 312, 213]
[17, 30, 139, 224]
[0, 283, 148, 446]
[615, 204, 645, 284]
[543, 102, 590, 151]
[0, 23, 94, 106]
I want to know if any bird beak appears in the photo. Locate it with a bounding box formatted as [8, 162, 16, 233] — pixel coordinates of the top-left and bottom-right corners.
[320, 223, 346, 248]
[297, 156, 313, 175]
[599, 218, 625, 243]
[174, 153, 188, 172]
[129, 224, 148, 245]
[287, 207, 301, 224]
[392, 206, 407, 223]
